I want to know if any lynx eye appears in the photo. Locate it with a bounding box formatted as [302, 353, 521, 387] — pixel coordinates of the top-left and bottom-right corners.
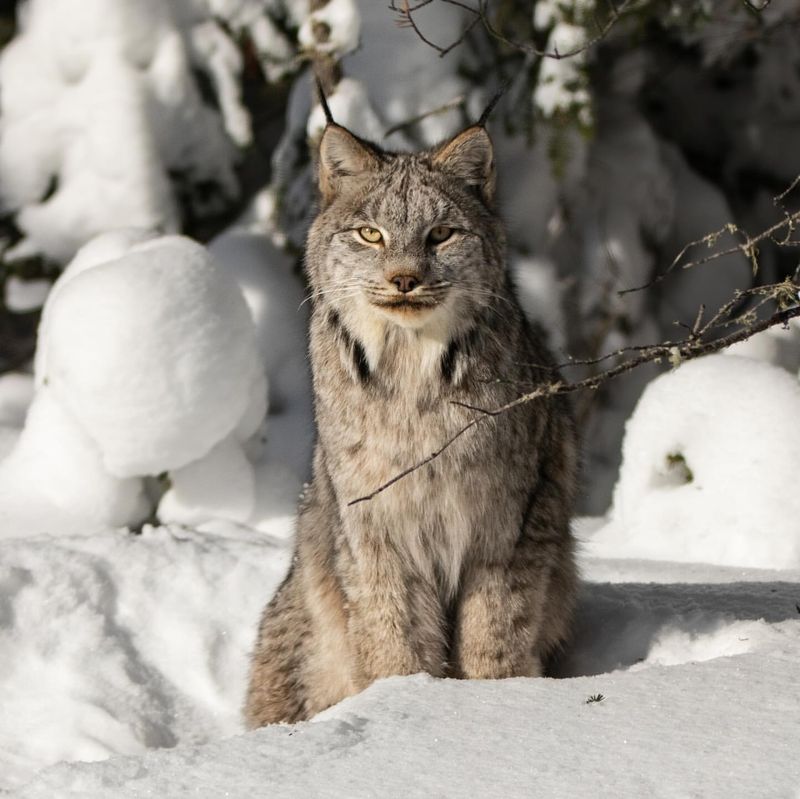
[357, 226, 383, 244]
[428, 225, 453, 244]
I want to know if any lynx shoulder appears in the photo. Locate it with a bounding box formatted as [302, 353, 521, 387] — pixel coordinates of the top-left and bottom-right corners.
[244, 110, 578, 727]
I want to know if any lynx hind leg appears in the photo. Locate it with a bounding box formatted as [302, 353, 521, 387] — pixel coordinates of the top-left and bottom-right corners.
[535, 538, 578, 666]
[244, 568, 310, 728]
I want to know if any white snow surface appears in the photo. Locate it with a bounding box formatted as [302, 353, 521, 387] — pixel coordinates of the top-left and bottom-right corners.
[0, 391, 150, 537]
[0, 232, 272, 535]
[1, 521, 799, 797]
[208, 230, 314, 485]
[0, 0, 240, 263]
[0, 523, 291, 791]
[298, 0, 360, 57]
[592, 355, 800, 569]
[40, 234, 264, 477]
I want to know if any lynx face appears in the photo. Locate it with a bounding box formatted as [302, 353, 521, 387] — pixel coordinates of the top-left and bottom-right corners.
[305, 124, 506, 335]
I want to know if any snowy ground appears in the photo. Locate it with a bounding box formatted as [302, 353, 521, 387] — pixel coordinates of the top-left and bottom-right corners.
[1, 2, 799, 796]
[1, 518, 798, 798]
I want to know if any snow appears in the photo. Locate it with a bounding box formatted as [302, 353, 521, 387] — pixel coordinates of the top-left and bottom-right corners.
[4, 277, 50, 312]
[590, 355, 800, 569]
[187, 19, 251, 147]
[41, 234, 264, 477]
[158, 436, 256, 525]
[208, 229, 314, 485]
[532, 1, 592, 123]
[298, 0, 361, 57]
[511, 256, 568, 351]
[0, 233, 269, 535]
[0, 391, 150, 537]
[0, 0, 241, 263]
[343, 1, 472, 148]
[725, 317, 800, 373]
[0, 373, 33, 461]
[306, 77, 386, 147]
[2, 524, 799, 797]
[0, 2, 799, 795]
[0, 524, 291, 791]
[0, 372, 34, 429]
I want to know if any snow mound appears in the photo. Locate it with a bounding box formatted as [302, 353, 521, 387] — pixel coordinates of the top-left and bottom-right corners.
[0, 233, 268, 534]
[208, 230, 314, 484]
[0, 526, 291, 791]
[40, 235, 263, 477]
[590, 355, 800, 568]
[0, 0, 241, 263]
[0, 392, 150, 537]
[13, 650, 800, 798]
[2, 527, 799, 796]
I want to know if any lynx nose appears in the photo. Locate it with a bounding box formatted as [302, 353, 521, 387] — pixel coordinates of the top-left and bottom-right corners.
[389, 273, 420, 293]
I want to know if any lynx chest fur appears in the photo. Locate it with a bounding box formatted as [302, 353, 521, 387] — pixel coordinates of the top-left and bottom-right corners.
[245, 110, 578, 727]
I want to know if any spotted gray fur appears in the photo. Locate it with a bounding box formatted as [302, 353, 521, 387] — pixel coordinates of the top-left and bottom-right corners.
[244, 120, 579, 727]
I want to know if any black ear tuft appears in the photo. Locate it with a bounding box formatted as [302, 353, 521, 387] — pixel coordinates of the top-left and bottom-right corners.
[315, 77, 335, 126]
[477, 82, 508, 128]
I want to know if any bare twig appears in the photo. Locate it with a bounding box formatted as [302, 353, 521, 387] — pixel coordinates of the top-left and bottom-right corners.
[384, 94, 466, 137]
[389, 0, 482, 57]
[478, 0, 640, 60]
[390, 0, 641, 60]
[619, 202, 800, 296]
[348, 280, 800, 505]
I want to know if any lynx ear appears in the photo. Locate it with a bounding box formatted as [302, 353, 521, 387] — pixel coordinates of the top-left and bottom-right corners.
[318, 125, 381, 203]
[432, 126, 495, 204]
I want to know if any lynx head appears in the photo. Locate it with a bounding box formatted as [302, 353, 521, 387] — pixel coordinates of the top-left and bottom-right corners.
[305, 115, 506, 337]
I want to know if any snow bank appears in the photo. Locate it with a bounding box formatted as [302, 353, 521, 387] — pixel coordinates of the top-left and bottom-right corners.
[41, 235, 262, 476]
[0, 392, 150, 537]
[725, 317, 800, 374]
[0, 525, 291, 791]
[590, 355, 800, 568]
[20, 655, 796, 799]
[0, 233, 268, 534]
[209, 230, 314, 485]
[1, 537, 797, 798]
[0, 0, 241, 263]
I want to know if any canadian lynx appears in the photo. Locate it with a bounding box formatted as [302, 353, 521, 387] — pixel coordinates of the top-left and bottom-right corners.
[245, 105, 578, 727]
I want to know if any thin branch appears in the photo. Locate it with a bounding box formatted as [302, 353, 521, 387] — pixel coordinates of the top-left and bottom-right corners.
[391, 0, 642, 61]
[774, 173, 800, 207]
[384, 94, 466, 137]
[389, 0, 482, 57]
[478, 0, 641, 60]
[348, 286, 800, 506]
[619, 203, 800, 296]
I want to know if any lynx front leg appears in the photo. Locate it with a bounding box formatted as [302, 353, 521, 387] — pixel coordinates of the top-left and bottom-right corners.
[452, 556, 549, 680]
[343, 531, 447, 687]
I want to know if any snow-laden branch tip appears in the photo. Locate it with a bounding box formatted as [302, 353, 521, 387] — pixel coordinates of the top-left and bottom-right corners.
[389, 0, 640, 60]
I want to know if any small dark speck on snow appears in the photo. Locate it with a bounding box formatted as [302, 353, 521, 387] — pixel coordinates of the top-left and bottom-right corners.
[585, 693, 605, 705]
